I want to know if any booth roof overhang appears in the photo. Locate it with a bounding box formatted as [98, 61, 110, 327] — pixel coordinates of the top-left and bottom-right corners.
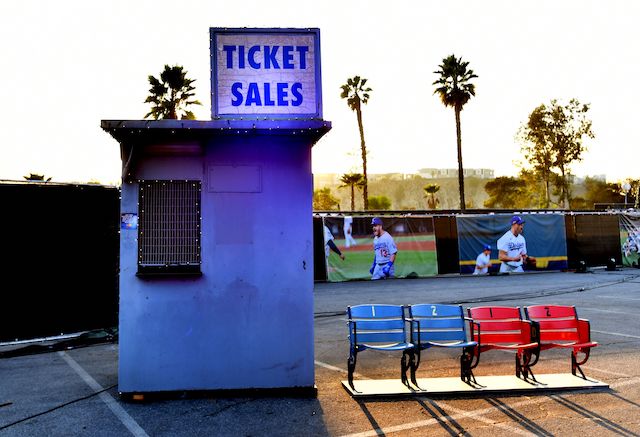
[101, 119, 331, 145]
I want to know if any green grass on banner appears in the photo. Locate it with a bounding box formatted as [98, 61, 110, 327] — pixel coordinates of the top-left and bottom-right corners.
[327, 250, 437, 282]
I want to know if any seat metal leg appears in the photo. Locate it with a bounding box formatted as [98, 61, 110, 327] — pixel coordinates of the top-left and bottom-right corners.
[572, 352, 587, 379]
[347, 353, 357, 390]
[460, 347, 477, 384]
[401, 351, 411, 387]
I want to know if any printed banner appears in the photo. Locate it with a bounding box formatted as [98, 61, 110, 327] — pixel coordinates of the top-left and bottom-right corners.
[620, 213, 640, 267]
[457, 214, 568, 274]
[322, 216, 438, 281]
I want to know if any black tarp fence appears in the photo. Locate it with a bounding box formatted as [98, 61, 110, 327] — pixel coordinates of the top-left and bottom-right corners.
[1, 182, 629, 341]
[0, 182, 119, 342]
[565, 212, 622, 269]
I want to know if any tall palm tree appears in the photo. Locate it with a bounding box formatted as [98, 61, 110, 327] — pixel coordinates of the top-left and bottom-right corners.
[340, 76, 372, 210]
[23, 173, 51, 182]
[433, 55, 477, 210]
[423, 183, 441, 209]
[145, 65, 202, 120]
[339, 173, 365, 210]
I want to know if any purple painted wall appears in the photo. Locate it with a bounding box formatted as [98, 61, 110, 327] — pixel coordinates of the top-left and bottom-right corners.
[106, 120, 329, 392]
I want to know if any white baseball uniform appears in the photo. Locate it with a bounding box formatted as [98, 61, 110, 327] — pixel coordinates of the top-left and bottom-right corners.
[473, 252, 491, 275]
[323, 225, 334, 259]
[371, 231, 398, 280]
[497, 230, 527, 273]
[343, 216, 357, 248]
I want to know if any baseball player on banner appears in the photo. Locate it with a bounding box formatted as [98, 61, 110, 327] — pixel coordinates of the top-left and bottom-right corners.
[497, 215, 536, 273]
[369, 217, 398, 280]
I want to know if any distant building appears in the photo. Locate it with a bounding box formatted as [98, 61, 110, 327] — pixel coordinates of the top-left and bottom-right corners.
[417, 168, 495, 179]
[313, 172, 410, 186]
[369, 173, 408, 181]
[573, 174, 607, 184]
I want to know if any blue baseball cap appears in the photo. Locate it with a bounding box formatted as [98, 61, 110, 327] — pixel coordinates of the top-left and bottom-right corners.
[483, 244, 491, 251]
[511, 215, 525, 225]
[371, 217, 383, 226]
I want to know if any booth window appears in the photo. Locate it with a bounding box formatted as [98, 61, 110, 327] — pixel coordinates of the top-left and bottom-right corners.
[137, 180, 201, 275]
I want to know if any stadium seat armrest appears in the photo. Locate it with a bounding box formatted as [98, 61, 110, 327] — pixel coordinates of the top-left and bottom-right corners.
[528, 319, 541, 343]
[409, 318, 421, 345]
[520, 319, 537, 343]
[577, 318, 592, 343]
[472, 320, 481, 346]
[348, 320, 358, 344]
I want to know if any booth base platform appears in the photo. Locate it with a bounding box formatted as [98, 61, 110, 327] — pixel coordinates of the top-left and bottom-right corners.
[342, 374, 608, 398]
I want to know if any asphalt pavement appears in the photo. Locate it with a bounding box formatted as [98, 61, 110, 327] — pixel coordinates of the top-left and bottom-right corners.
[1, 269, 640, 436]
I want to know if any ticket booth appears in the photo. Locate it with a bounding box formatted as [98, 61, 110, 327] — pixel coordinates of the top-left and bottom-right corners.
[102, 28, 329, 395]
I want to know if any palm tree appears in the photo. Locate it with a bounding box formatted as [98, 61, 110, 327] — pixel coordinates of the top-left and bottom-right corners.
[433, 55, 478, 210]
[340, 76, 372, 210]
[423, 183, 441, 209]
[339, 173, 365, 210]
[144, 65, 202, 120]
[23, 173, 51, 182]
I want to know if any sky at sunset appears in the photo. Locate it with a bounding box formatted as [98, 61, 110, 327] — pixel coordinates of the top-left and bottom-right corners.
[1, 0, 638, 184]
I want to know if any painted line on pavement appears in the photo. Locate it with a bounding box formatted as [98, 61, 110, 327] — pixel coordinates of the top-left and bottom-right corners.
[315, 360, 369, 379]
[339, 397, 547, 437]
[338, 379, 640, 437]
[321, 356, 640, 437]
[592, 330, 640, 340]
[611, 377, 640, 389]
[579, 307, 639, 317]
[595, 295, 640, 301]
[320, 360, 543, 436]
[58, 352, 149, 437]
[583, 366, 632, 378]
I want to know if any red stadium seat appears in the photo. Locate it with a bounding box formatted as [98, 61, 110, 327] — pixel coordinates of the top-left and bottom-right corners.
[467, 306, 539, 381]
[524, 305, 598, 379]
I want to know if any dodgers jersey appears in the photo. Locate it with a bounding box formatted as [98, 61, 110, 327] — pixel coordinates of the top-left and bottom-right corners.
[473, 252, 491, 275]
[373, 232, 398, 264]
[497, 230, 527, 267]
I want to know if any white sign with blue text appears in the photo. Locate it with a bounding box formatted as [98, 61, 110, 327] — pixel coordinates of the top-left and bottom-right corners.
[210, 28, 321, 119]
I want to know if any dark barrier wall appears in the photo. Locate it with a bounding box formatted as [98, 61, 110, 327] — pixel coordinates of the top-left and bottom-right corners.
[433, 215, 459, 274]
[313, 216, 327, 281]
[0, 182, 119, 342]
[566, 213, 622, 268]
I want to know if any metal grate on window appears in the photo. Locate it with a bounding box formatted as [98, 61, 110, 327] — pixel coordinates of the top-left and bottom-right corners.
[138, 180, 201, 274]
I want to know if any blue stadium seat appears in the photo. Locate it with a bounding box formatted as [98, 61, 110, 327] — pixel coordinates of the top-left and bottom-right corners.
[347, 304, 414, 390]
[408, 304, 478, 385]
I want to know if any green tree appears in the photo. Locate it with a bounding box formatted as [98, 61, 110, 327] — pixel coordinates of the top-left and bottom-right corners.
[144, 65, 202, 120]
[620, 179, 639, 207]
[368, 195, 391, 210]
[518, 113, 555, 207]
[339, 173, 365, 211]
[433, 54, 478, 211]
[519, 99, 594, 208]
[313, 187, 340, 210]
[341, 76, 372, 210]
[423, 183, 441, 209]
[629, 179, 640, 208]
[583, 177, 623, 208]
[484, 176, 530, 209]
[569, 197, 589, 210]
[519, 169, 549, 208]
